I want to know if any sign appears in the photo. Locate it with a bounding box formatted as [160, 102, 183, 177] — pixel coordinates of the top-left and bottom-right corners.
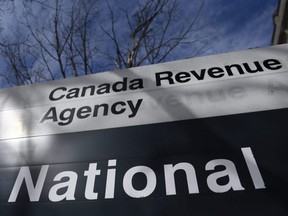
[0, 44, 288, 215]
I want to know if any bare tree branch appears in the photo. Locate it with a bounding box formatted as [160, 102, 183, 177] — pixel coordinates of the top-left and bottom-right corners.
[0, 0, 211, 87]
[103, 0, 207, 69]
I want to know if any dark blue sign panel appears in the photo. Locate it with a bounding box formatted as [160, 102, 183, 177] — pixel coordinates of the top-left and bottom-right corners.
[1, 108, 287, 215]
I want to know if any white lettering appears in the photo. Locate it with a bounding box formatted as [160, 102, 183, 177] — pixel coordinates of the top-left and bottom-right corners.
[123, 166, 157, 198]
[206, 159, 245, 193]
[48, 171, 78, 202]
[241, 147, 266, 189]
[84, 163, 101, 200]
[105, 160, 117, 199]
[8, 165, 49, 202]
[164, 163, 199, 195]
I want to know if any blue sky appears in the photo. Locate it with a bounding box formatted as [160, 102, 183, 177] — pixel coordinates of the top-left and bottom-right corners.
[99, 0, 278, 58]
[198, 0, 278, 54]
[178, 0, 278, 55]
[0, 0, 279, 88]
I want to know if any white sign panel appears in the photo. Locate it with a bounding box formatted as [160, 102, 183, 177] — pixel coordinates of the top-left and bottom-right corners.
[0, 44, 288, 140]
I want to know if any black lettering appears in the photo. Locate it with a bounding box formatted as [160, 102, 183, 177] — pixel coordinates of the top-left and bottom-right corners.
[225, 64, 245, 76]
[127, 99, 143, 118]
[40, 107, 58, 123]
[175, 72, 191, 83]
[81, 86, 96, 97]
[129, 79, 144, 90]
[59, 108, 76, 126]
[155, 71, 174, 86]
[97, 84, 110, 95]
[263, 59, 282, 70]
[66, 88, 80, 99]
[111, 101, 126, 115]
[190, 69, 206, 80]
[243, 62, 264, 73]
[93, 104, 109, 116]
[207, 67, 225, 78]
[49, 87, 66, 101]
[112, 78, 127, 92]
[77, 106, 92, 119]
